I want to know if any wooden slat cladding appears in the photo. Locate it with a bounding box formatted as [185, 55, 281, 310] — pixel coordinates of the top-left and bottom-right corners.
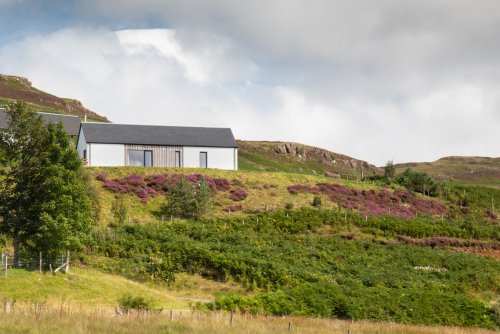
[125, 145, 183, 167]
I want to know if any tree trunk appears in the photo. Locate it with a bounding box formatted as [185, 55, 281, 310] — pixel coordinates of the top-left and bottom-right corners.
[12, 232, 19, 266]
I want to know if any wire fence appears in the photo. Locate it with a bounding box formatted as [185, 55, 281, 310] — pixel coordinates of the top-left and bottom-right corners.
[1, 252, 69, 277]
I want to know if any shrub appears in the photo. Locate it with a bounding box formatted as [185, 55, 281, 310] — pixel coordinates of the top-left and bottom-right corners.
[312, 195, 322, 208]
[227, 205, 243, 212]
[119, 294, 152, 311]
[111, 196, 128, 226]
[396, 168, 437, 196]
[165, 177, 213, 219]
[229, 188, 248, 201]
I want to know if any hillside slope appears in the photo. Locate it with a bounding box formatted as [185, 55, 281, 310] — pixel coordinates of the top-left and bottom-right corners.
[238, 140, 382, 178]
[0, 268, 186, 309]
[395, 156, 500, 187]
[0, 74, 109, 122]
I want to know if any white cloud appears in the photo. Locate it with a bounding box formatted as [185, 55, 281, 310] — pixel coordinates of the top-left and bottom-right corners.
[2, 1, 500, 165]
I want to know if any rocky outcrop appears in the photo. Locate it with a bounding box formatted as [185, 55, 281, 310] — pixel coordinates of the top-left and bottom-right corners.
[0, 74, 109, 122]
[238, 140, 383, 176]
[271, 142, 381, 174]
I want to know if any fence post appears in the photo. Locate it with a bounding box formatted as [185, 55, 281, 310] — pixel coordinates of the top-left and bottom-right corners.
[39, 251, 42, 274]
[65, 250, 70, 273]
[288, 322, 292, 332]
[5, 255, 8, 278]
[230, 311, 234, 326]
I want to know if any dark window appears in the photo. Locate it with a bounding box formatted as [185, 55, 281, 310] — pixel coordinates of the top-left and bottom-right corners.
[128, 150, 153, 167]
[175, 151, 181, 167]
[83, 149, 87, 160]
[145, 150, 153, 167]
[200, 152, 207, 168]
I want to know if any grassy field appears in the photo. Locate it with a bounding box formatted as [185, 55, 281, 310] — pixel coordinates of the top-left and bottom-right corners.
[0, 268, 187, 309]
[0, 307, 498, 334]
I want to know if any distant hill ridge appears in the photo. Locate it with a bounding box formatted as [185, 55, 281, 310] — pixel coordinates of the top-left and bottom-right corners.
[0, 74, 109, 122]
[395, 156, 500, 186]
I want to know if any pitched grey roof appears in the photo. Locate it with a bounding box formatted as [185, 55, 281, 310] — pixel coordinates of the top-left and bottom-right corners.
[0, 108, 81, 137]
[81, 122, 237, 148]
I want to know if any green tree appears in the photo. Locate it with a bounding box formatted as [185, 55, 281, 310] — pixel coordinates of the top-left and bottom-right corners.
[384, 160, 395, 180]
[0, 101, 92, 262]
[165, 177, 212, 219]
[396, 168, 437, 196]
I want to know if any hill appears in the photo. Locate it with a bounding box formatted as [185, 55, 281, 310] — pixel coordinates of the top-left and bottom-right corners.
[395, 156, 500, 188]
[238, 140, 382, 178]
[82, 167, 500, 329]
[0, 74, 109, 122]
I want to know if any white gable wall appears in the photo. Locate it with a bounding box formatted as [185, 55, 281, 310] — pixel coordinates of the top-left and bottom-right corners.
[89, 143, 125, 166]
[76, 127, 87, 158]
[183, 147, 237, 170]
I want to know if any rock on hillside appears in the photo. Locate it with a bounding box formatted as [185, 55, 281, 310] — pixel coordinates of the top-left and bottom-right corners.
[0, 74, 109, 122]
[238, 140, 382, 177]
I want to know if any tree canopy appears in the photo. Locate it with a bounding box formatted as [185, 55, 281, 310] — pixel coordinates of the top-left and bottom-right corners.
[0, 101, 92, 261]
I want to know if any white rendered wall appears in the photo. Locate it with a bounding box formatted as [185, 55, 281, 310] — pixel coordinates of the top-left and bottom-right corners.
[183, 147, 237, 170]
[89, 144, 125, 167]
[76, 127, 87, 157]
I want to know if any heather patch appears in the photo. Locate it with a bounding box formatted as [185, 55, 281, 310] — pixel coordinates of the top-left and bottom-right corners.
[395, 235, 499, 250]
[97, 173, 233, 203]
[227, 205, 243, 212]
[288, 183, 446, 218]
[229, 188, 248, 202]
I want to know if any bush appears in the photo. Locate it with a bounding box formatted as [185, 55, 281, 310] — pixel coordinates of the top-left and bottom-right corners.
[111, 196, 128, 226]
[229, 188, 248, 201]
[312, 195, 322, 208]
[119, 294, 152, 311]
[396, 168, 437, 196]
[165, 177, 212, 219]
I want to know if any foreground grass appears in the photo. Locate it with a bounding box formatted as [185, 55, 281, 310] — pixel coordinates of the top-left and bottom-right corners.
[0, 268, 187, 309]
[0, 308, 498, 334]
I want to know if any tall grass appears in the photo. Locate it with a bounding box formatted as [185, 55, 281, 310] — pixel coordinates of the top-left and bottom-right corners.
[0, 306, 497, 334]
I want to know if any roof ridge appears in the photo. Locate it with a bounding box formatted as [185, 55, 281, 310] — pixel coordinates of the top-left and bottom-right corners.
[82, 122, 232, 130]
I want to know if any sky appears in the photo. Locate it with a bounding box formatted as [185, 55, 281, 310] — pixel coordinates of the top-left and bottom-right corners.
[0, 0, 499, 166]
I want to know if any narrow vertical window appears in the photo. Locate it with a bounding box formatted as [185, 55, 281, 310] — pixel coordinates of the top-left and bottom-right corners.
[144, 150, 153, 167]
[200, 152, 207, 168]
[175, 151, 181, 167]
[83, 149, 87, 160]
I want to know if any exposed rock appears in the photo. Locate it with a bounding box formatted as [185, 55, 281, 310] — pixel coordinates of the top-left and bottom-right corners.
[239, 140, 383, 176]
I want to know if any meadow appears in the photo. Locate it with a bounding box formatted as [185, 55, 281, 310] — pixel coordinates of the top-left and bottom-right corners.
[1, 306, 499, 334]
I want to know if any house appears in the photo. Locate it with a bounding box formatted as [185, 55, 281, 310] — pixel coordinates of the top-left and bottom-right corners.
[77, 122, 238, 170]
[0, 108, 81, 140]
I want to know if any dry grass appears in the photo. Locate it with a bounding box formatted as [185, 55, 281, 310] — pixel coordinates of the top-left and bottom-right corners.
[0, 306, 496, 334]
